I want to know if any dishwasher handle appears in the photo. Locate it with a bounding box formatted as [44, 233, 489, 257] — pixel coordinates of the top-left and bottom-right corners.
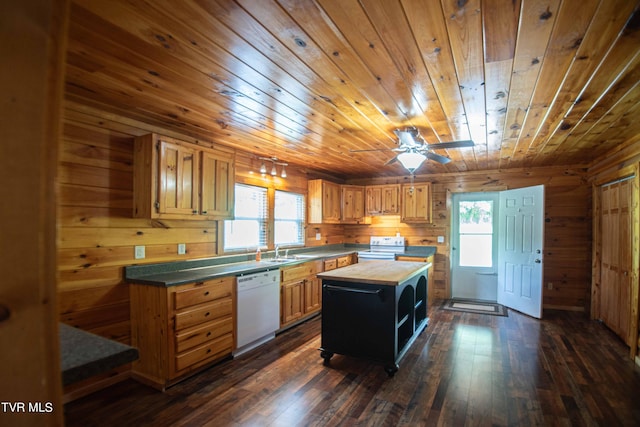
[323, 284, 384, 300]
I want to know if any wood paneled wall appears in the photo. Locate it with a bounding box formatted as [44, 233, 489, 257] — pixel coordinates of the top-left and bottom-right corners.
[346, 167, 593, 311]
[588, 138, 640, 359]
[57, 102, 313, 348]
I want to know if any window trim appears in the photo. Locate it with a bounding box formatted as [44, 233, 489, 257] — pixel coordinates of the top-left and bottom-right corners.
[223, 184, 268, 252]
[274, 189, 305, 248]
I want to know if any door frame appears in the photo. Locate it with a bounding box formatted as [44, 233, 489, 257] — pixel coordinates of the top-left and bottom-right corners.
[1, 0, 67, 423]
[451, 191, 500, 301]
[591, 165, 639, 359]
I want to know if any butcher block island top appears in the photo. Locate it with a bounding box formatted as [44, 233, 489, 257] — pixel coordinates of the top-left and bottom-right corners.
[316, 260, 429, 286]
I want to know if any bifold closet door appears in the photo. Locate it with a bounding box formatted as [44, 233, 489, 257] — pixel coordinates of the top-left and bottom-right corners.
[600, 179, 632, 345]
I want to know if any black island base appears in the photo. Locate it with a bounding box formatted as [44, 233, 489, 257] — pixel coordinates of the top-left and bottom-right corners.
[317, 261, 429, 377]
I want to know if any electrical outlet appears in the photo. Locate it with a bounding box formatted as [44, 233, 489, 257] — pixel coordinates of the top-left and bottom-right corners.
[178, 243, 186, 255]
[437, 236, 445, 243]
[134, 245, 145, 259]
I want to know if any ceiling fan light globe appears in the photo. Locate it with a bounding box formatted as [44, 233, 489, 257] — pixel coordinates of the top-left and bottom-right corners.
[397, 151, 426, 172]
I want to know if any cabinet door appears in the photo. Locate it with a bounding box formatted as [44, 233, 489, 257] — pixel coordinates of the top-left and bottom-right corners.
[304, 277, 322, 314]
[381, 185, 400, 214]
[401, 183, 432, 223]
[341, 185, 365, 223]
[158, 139, 200, 216]
[323, 181, 341, 223]
[366, 186, 383, 215]
[281, 280, 304, 325]
[200, 150, 234, 218]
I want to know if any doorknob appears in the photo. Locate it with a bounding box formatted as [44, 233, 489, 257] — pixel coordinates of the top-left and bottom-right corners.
[535, 259, 541, 263]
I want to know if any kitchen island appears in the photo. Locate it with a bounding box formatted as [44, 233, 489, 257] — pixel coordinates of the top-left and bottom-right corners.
[316, 261, 429, 376]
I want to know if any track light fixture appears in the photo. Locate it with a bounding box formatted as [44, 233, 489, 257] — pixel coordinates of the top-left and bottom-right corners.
[257, 156, 288, 179]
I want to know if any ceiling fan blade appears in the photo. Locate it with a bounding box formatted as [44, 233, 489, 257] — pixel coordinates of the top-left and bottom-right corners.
[384, 156, 398, 166]
[426, 140, 474, 150]
[349, 148, 394, 153]
[426, 151, 451, 164]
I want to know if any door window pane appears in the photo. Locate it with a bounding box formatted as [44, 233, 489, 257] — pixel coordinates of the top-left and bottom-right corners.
[459, 201, 493, 267]
[459, 235, 493, 267]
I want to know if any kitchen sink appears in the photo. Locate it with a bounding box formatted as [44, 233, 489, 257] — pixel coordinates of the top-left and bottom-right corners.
[261, 258, 294, 263]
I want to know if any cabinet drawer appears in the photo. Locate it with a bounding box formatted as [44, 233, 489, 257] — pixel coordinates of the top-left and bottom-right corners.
[282, 262, 319, 283]
[174, 315, 233, 353]
[323, 259, 337, 271]
[174, 277, 233, 310]
[337, 256, 350, 268]
[174, 333, 233, 372]
[175, 298, 232, 330]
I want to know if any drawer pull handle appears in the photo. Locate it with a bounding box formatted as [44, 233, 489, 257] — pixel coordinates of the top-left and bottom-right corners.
[206, 332, 211, 337]
[205, 312, 210, 317]
[204, 291, 210, 296]
[206, 348, 211, 354]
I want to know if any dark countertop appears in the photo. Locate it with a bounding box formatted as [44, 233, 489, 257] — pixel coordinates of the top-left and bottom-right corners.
[59, 323, 139, 386]
[401, 246, 437, 257]
[125, 244, 436, 287]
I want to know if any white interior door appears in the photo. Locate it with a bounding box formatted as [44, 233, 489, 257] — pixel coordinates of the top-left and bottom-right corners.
[451, 192, 499, 301]
[497, 185, 545, 318]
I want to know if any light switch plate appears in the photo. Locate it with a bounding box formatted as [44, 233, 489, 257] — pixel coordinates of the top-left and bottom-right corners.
[316, 233, 321, 241]
[178, 243, 186, 255]
[134, 245, 145, 259]
[437, 236, 445, 243]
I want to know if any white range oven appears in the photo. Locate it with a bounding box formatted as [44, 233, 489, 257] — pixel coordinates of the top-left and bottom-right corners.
[357, 236, 406, 261]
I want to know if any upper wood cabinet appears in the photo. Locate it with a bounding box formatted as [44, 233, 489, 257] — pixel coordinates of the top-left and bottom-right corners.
[366, 184, 400, 215]
[341, 185, 366, 224]
[308, 179, 341, 224]
[401, 183, 432, 223]
[134, 134, 234, 220]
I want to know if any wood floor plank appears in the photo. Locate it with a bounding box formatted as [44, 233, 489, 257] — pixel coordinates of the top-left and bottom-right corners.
[64, 304, 640, 426]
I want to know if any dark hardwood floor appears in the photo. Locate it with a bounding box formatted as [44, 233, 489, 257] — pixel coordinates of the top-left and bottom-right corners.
[64, 302, 640, 426]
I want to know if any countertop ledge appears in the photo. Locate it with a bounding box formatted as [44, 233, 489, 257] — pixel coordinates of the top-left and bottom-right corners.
[125, 245, 436, 287]
[59, 323, 138, 386]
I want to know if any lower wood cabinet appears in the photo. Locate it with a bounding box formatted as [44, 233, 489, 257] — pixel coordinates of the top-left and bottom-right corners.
[396, 255, 434, 305]
[130, 276, 235, 390]
[281, 255, 356, 326]
[323, 254, 356, 271]
[280, 260, 323, 328]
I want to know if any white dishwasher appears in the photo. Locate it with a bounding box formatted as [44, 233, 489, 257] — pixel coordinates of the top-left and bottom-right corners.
[234, 268, 281, 356]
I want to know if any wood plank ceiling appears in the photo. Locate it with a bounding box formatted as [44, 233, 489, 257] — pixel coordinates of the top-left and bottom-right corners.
[65, 0, 640, 179]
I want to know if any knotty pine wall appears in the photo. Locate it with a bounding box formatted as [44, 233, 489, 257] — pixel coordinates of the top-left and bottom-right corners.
[346, 167, 593, 311]
[587, 138, 640, 359]
[57, 102, 311, 350]
[59, 101, 607, 341]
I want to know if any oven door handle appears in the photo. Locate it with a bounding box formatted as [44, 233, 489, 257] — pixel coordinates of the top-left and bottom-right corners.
[323, 284, 384, 300]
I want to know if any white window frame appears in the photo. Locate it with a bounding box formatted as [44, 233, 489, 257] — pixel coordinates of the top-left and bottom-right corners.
[274, 190, 305, 247]
[223, 184, 268, 252]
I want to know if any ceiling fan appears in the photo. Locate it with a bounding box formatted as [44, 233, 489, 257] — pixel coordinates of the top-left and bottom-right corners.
[350, 127, 474, 173]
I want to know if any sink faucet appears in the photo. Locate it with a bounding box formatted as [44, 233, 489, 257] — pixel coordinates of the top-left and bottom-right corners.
[275, 245, 280, 258]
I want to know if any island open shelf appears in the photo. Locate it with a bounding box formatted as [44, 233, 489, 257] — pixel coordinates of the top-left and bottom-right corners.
[316, 261, 429, 376]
